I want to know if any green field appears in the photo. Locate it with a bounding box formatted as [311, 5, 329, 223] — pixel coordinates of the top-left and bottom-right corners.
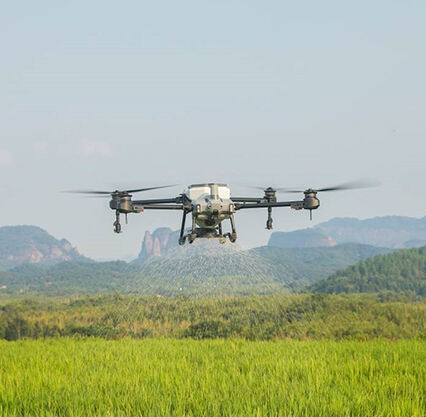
[0, 339, 424, 417]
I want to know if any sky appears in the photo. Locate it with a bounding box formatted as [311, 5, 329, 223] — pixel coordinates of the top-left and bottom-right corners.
[1, 1, 425, 260]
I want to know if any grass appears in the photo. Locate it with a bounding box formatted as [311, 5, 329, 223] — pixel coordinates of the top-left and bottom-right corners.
[0, 339, 425, 416]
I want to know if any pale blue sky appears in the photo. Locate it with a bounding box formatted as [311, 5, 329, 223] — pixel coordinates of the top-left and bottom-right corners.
[1, 1, 425, 259]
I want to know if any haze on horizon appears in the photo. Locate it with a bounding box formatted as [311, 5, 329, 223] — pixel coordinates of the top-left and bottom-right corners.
[1, 1, 425, 260]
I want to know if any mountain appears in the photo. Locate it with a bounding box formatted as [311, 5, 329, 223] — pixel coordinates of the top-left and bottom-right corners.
[308, 246, 426, 296]
[0, 243, 391, 296]
[0, 225, 88, 270]
[269, 216, 426, 249]
[136, 227, 177, 262]
[268, 228, 336, 248]
[134, 227, 242, 263]
[137, 216, 426, 264]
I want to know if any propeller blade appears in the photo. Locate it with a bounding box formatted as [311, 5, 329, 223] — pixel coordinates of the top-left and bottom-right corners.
[272, 179, 380, 194]
[125, 185, 177, 194]
[62, 184, 177, 196]
[247, 186, 287, 192]
[82, 195, 111, 199]
[249, 186, 269, 191]
[247, 185, 311, 193]
[316, 179, 380, 192]
[276, 189, 304, 193]
[62, 190, 112, 195]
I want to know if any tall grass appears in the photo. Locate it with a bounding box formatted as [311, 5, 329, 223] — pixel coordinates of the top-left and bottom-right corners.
[0, 339, 424, 416]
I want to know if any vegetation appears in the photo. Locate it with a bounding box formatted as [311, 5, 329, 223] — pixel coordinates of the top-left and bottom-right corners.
[0, 294, 424, 341]
[309, 246, 426, 297]
[0, 339, 424, 416]
[0, 243, 391, 296]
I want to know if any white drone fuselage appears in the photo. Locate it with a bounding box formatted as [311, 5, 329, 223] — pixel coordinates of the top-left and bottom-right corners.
[184, 183, 235, 229]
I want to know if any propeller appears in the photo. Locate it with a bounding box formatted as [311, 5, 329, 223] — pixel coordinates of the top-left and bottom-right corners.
[251, 180, 379, 194]
[63, 184, 176, 197]
[249, 186, 288, 192]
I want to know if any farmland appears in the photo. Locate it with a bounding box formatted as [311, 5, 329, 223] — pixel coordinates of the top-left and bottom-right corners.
[0, 339, 424, 417]
[1, 294, 424, 416]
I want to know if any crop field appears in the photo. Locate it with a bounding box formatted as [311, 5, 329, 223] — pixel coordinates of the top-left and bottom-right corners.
[0, 339, 425, 417]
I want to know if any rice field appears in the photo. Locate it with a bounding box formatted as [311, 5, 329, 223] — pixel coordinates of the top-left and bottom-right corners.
[0, 339, 425, 417]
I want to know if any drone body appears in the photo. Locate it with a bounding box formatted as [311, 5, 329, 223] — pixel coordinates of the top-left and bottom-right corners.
[107, 182, 319, 245]
[67, 180, 374, 245]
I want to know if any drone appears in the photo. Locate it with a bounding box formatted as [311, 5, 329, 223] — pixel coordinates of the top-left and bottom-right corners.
[66, 181, 375, 245]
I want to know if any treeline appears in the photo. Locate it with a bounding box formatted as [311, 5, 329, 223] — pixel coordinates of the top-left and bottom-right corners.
[309, 246, 426, 296]
[0, 293, 424, 341]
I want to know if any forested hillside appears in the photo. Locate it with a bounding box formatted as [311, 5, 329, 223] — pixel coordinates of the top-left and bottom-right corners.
[0, 244, 391, 296]
[309, 246, 426, 296]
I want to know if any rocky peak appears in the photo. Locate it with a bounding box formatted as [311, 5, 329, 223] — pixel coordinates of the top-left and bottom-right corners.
[138, 227, 176, 262]
[0, 225, 88, 271]
[134, 227, 242, 264]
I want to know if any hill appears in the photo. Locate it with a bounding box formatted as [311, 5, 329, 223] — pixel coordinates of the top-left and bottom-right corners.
[308, 246, 426, 296]
[269, 216, 426, 249]
[0, 243, 391, 296]
[0, 225, 88, 270]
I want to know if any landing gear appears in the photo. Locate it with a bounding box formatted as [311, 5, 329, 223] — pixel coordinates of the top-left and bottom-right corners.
[266, 207, 273, 230]
[113, 211, 121, 233]
[218, 223, 226, 244]
[230, 214, 237, 242]
[224, 214, 237, 243]
[179, 210, 188, 245]
[189, 215, 197, 243]
[185, 214, 196, 243]
[227, 233, 237, 243]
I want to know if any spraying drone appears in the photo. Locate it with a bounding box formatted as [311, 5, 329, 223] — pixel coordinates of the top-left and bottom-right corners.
[66, 181, 375, 245]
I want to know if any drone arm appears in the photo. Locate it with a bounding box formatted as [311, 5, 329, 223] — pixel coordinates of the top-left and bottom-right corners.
[234, 200, 303, 210]
[131, 197, 181, 205]
[132, 204, 185, 210]
[231, 197, 264, 203]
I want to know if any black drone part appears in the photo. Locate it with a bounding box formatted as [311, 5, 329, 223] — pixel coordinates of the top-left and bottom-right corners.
[278, 179, 379, 194]
[64, 184, 176, 196]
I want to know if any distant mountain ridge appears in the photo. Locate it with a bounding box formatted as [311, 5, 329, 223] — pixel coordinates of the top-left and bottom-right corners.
[0, 225, 88, 271]
[0, 243, 392, 296]
[135, 216, 425, 264]
[269, 216, 426, 249]
[1, 217, 424, 297]
[308, 246, 426, 296]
